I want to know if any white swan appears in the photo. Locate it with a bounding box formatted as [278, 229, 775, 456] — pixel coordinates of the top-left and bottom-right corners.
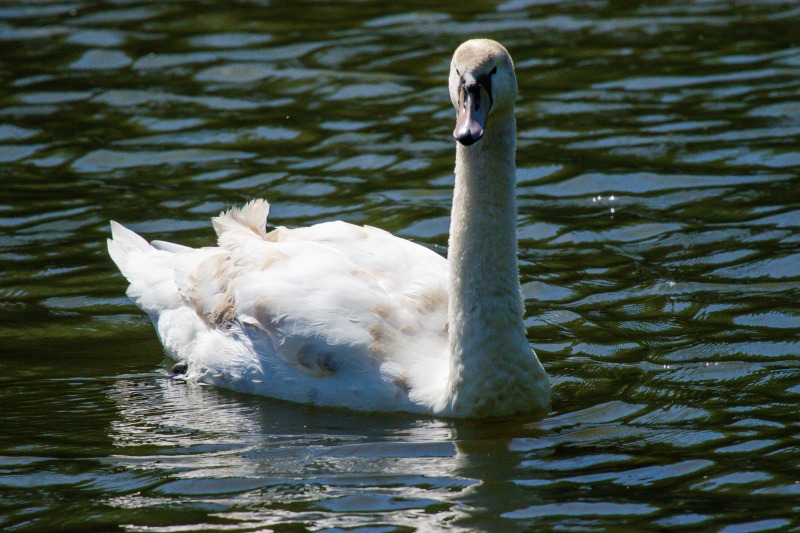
[108, 39, 551, 418]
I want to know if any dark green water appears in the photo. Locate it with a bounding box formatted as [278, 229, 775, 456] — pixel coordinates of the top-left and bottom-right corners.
[1, 1, 799, 531]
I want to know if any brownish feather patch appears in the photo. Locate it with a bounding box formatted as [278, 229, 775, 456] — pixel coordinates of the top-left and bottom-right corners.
[416, 288, 447, 314]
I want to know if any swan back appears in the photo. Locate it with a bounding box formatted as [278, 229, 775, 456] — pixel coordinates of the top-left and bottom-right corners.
[109, 200, 455, 413]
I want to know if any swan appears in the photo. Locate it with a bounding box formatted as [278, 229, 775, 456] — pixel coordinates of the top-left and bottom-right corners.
[108, 39, 551, 418]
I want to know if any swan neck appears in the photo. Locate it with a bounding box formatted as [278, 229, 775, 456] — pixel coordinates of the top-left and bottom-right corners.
[449, 115, 519, 318]
[443, 114, 536, 416]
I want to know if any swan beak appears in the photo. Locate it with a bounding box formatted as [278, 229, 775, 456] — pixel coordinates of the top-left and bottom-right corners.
[453, 85, 489, 146]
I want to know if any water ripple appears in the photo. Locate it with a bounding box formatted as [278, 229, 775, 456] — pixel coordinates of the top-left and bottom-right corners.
[0, 0, 798, 531]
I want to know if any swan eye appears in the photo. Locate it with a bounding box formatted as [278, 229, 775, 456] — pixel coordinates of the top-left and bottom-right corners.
[473, 69, 496, 109]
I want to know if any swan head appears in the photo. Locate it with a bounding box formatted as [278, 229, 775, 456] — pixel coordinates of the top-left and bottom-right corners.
[449, 39, 518, 146]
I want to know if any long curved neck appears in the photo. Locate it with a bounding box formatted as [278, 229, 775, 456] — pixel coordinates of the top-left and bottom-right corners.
[443, 111, 532, 415]
[449, 115, 520, 322]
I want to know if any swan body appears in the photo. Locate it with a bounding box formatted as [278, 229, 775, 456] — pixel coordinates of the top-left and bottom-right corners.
[108, 39, 551, 418]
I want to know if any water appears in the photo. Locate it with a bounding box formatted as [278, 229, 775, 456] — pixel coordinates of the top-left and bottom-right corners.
[1, 0, 799, 530]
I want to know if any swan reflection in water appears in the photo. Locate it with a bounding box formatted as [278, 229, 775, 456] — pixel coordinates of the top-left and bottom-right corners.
[105, 372, 545, 530]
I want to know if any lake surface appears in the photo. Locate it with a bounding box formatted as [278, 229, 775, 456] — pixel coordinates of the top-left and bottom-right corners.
[1, 1, 799, 531]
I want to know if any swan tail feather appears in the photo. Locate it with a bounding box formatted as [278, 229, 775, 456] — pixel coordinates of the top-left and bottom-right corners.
[211, 199, 270, 241]
[108, 222, 182, 314]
